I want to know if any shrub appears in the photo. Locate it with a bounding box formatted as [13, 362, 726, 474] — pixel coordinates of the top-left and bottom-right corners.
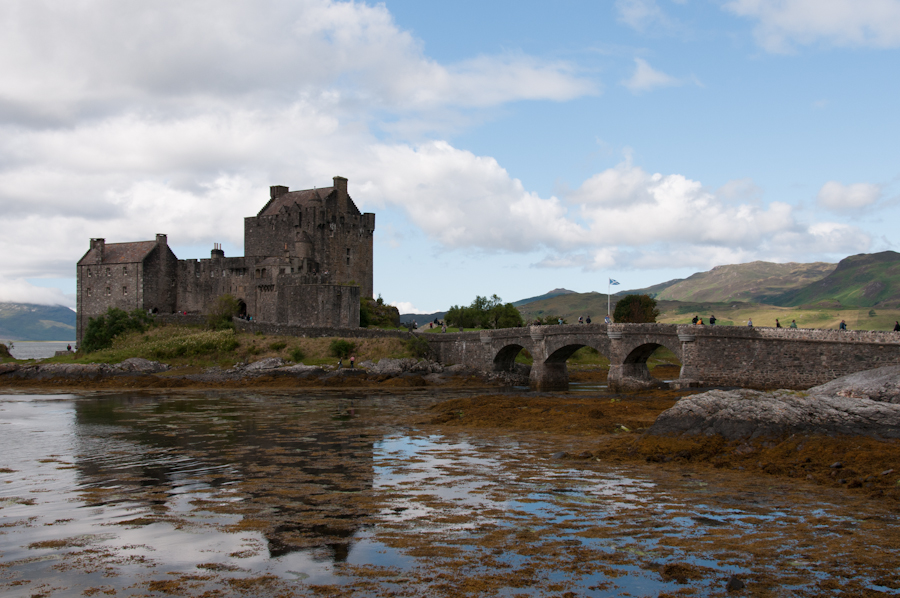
[405, 335, 431, 358]
[289, 347, 305, 363]
[329, 339, 356, 359]
[207, 294, 240, 330]
[269, 341, 287, 351]
[0, 343, 11, 359]
[82, 308, 153, 353]
[359, 299, 371, 328]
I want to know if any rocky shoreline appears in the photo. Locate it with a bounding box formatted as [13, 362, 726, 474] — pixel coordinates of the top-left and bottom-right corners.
[649, 365, 900, 440]
[0, 357, 531, 389]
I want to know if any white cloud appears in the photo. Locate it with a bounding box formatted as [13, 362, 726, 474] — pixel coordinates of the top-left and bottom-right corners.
[0, 0, 596, 120]
[0, 277, 75, 308]
[616, 0, 670, 31]
[724, 0, 900, 52]
[622, 58, 680, 93]
[817, 181, 882, 210]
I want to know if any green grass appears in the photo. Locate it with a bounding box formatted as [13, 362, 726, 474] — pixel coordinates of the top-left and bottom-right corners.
[41, 325, 420, 368]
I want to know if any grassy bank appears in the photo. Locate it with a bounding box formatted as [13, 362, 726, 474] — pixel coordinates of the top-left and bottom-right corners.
[43, 325, 413, 368]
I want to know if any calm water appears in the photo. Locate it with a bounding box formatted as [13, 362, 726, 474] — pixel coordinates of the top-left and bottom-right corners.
[4, 341, 72, 360]
[1, 390, 898, 597]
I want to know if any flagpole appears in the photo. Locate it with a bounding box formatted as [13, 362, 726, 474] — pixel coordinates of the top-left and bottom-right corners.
[607, 279, 611, 317]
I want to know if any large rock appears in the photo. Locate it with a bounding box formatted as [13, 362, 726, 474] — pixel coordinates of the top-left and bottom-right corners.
[808, 365, 900, 404]
[649, 366, 900, 440]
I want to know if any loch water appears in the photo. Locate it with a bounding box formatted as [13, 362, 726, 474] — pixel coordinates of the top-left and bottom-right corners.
[1, 390, 898, 597]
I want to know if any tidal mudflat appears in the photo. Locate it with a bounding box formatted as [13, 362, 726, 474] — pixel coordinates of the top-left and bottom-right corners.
[1, 390, 898, 597]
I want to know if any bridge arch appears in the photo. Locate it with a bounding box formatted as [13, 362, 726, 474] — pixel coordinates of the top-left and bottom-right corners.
[609, 337, 684, 391]
[493, 343, 529, 372]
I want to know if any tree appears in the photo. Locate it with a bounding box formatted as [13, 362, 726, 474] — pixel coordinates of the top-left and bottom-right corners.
[82, 307, 153, 353]
[612, 294, 660, 323]
[445, 295, 523, 329]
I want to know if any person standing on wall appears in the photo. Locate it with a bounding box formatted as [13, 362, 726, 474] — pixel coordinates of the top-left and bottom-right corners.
[839, 320, 847, 331]
[709, 315, 716, 326]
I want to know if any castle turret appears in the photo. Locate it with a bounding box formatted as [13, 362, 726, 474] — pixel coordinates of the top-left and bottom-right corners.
[211, 243, 225, 259]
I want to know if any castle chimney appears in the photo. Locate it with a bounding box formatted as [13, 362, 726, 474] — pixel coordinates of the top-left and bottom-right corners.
[333, 176, 347, 197]
[333, 176, 348, 212]
[211, 242, 225, 259]
[270, 185, 289, 200]
[156, 234, 167, 246]
[91, 238, 105, 264]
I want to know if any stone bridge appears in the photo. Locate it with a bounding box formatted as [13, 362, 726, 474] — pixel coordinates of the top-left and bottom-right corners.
[424, 323, 900, 391]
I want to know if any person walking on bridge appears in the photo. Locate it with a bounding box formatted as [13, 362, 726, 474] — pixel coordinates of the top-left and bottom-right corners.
[709, 315, 716, 326]
[790, 320, 798, 328]
[839, 320, 847, 331]
[692, 315, 699, 325]
[894, 321, 900, 331]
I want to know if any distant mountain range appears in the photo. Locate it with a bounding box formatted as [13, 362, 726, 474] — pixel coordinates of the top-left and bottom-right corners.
[479, 251, 900, 323]
[0, 303, 76, 341]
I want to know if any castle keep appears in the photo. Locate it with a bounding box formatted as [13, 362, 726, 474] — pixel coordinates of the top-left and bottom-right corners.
[76, 177, 375, 343]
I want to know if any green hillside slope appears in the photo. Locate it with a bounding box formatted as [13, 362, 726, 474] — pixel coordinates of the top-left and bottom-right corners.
[655, 261, 835, 303]
[772, 251, 900, 308]
[616, 278, 684, 298]
[516, 291, 613, 322]
[512, 288, 576, 307]
[0, 303, 76, 341]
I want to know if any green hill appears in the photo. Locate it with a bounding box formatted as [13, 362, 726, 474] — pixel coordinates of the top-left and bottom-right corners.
[654, 261, 836, 303]
[616, 278, 684, 299]
[512, 288, 577, 307]
[0, 303, 76, 341]
[516, 291, 613, 322]
[772, 251, 900, 308]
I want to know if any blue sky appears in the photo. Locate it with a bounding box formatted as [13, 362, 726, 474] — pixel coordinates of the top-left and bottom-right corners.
[1, 0, 898, 312]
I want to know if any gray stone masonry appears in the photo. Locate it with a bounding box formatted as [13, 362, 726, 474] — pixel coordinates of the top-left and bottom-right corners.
[424, 323, 900, 391]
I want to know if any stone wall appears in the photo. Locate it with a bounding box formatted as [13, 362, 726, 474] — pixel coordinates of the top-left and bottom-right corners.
[680, 326, 900, 389]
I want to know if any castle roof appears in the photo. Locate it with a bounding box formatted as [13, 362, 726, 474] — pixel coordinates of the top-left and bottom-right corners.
[258, 187, 334, 217]
[77, 241, 157, 265]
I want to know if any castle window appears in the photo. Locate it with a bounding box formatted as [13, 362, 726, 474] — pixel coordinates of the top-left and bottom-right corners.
[87, 269, 92, 278]
[123, 286, 127, 295]
[106, 287, 111, 296]
[106, 267, 111, 277]
[123, 266, 127, 275]
[87, 288, 91, 297]
[346, 248, 351, 265]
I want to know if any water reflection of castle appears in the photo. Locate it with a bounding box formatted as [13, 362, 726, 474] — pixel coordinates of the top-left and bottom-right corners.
[74, 393, 375, 562]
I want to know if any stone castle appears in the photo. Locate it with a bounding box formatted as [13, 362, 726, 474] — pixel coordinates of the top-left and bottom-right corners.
[76, 177, 375, 343]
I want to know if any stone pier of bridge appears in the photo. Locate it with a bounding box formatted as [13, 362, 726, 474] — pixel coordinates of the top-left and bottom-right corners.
[424, 323, 900, 391]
